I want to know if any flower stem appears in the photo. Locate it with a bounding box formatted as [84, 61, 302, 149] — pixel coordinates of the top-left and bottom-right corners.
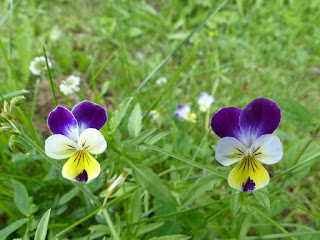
[247, 204, 297, 240]
[280, 124, 320, 187]
[50, 209, 100, 240]
[101, 208, 120, 240]
[20, 132, 62, 171]
[20, 132, 122, 239]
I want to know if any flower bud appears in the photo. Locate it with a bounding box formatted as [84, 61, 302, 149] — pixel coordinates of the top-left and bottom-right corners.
[106, 170, 129, 197]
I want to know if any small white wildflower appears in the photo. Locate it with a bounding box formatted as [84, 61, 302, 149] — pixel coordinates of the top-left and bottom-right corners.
[29, 56, 52, 75]
[198, 92, 214, 112]
[156, 77, 167, 85]
[59, 75, 81, 95]
[50, 26, 62, 42]
[174, 105, 197, 123]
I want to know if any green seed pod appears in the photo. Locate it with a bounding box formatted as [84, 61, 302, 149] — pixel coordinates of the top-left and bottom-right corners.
[10, 96, 26, 106]
[8, 135, 28, 154]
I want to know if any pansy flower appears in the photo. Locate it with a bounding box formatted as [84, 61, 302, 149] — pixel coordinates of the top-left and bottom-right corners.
[45, 101, 107, 182]
[211, 98, 283, 192]
[142, 110, 160, 122]
[175, 105, 197, 123]
[198, 92, 214, 112]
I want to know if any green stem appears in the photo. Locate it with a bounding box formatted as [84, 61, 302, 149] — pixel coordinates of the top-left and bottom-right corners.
[101, 208, 120, 240]
[133, 0, 228, 95]
[50, 209, 100, 240]
[279, 124, 320, 186]
[20, 132, 62, 171]
[43, 45, 57, 107]
[19, 132, 102, 206]
[142, 40, 201, 122]
[247, 204, 296, 240]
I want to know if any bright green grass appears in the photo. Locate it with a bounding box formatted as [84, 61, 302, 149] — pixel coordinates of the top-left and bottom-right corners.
[0, 0, 320, 239]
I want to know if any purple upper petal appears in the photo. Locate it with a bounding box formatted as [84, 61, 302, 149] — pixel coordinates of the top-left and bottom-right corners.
[72, 101, 107, 132]
[47, 106, 78, 139]
[239, 98, 281, 146]
[211, 107, 242, 139]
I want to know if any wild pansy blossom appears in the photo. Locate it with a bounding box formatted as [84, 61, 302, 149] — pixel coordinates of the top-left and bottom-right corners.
[175, 105, 196, 123]
[29, 56, 52, 75]
[142, 110, 160, 122]
[198, 92, 214, 112]
[45, 101, 107, 182]
[211, 98, 283, 192]
[60, 75, 81, 95]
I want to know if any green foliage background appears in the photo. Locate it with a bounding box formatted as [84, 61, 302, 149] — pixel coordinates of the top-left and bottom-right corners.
[0, 0, 320, 239]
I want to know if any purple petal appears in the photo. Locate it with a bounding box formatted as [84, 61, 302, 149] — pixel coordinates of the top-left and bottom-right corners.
[47, 106, 78, 139]
[211, 107, 242, 139]
[72, 101, 107, 131]
[174, 111, 181, 117]
[200, 92, 208, 98]
[177, 105, 184, 110]
[239, 98, 281, 145]
[75, 170, 88, 182]
[242, 177, 255, 192]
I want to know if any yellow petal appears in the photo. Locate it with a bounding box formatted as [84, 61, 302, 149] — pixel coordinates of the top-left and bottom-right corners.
[228, 155, 269, 192]
[62, 150, 100, 182]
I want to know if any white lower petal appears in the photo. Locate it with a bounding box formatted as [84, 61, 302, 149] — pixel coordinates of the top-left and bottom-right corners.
[215, 137, 247, 166]
[78, 128, 107, 154]
[45, 134, 78, 159]
[250, 134, 283, 165]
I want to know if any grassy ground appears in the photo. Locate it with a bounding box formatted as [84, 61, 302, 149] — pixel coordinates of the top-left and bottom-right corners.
[0, 0, 320, 239]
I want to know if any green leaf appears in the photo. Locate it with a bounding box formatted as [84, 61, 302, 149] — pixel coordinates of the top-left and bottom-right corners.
[128, 103, 142, 138]
[182, 174, 223, 207]
[131, 163, 177, 206]
[129, 188, 142, 224]
[275, 98, 313, 131]
[108, 97, 133, 133]
[235, 212, 251, 240]
[145, 132, 170, 145]
[136, 222, 164, 236]
[11, 179, 30, 216]
[35, 209, 51, 240]
[58, 187, 79, 206]
[0, 218, 27, 239]
[230, 192, 240, 216]
[253, 189, 270, 210]
[129, 128, 157, 146]
[150, 235, 191, 240]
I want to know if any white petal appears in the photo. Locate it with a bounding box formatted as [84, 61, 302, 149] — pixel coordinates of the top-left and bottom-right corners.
[250, 134, 283, 165]
[45, 134, 78, 159]
[78, 128, 107, 154]
[215, 137, 247, 166]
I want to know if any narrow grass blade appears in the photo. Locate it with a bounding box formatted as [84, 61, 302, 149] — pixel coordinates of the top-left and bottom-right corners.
[0, 0, 21, 29]
[271, 151, 320, 182]
[0, 38, 18, 88]
[43, 45, 57, 106]
[142, 143, 227, 179]
[243, 231, 320, 239]
[83, 52, 116, 98]
[142, 40, 200, 121]
[133, 0, 228, 95]
[0, 89, 29, 101]
[0, 218, 27, 239]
